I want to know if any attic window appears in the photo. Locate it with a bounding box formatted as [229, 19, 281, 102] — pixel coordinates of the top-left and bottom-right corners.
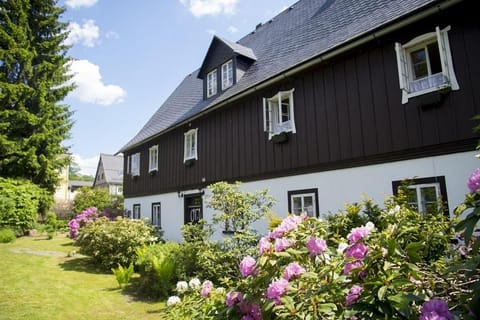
[221, 60, 233, 90]
[128, 152, 140, 176]
[395, 26, 459, 104]
[149, 145, 158, 172]
[184, 128, 198, 162]
[207, 69, 217, 98]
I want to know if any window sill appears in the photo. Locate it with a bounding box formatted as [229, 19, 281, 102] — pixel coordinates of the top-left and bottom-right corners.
[271, 131, 289, 144]
[149, 169, 157, 176]
[184, 158, 196, 167]
[222, 230, 235, 235]
[402, 83, 453, 104]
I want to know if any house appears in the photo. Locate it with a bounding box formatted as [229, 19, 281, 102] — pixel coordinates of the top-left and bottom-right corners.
[93, 154, 123, 196]
[119, 0, 480, 241]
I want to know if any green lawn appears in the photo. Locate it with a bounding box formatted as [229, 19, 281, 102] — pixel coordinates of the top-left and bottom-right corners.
[0, 233, 166, 320]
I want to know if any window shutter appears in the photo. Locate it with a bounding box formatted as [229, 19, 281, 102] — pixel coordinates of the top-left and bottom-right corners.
[263, 97, 272, 134]
[289, 89, 296, 134]
[436, 26, 459, 90]
[394, 42, 409, 104]
[127, 155, 131, 175]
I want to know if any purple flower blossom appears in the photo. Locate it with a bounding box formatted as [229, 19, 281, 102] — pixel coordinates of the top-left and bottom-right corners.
[200, 280, 213, 298]
[240, 256, 256, 277]
[266, 278, 289, 305]
[345, 285, 363, 306]
[269, 214, 305, 239]
[283, 262, 306, 280]
[258, 236, 271, 255]
[345, 243, 368, 261]
[347, 223, 374, 244]
[226, 291, 243, 307]
[419, 299, 454, 320]
[306, 237, 327, 257]
[343, 260, 363, 275]
[238, 303, 262, 320]
[274, 238, 293, 252]
[468, 168, 480, 193]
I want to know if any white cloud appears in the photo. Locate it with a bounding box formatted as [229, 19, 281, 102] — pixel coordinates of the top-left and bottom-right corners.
[179, 0, 238, 17]
[227, 25, 238, 33]
[68, 59, 127, 106]
[72, 154, 99, 177]
[65, 20, 100, 47]
[65, 0, 98, 9]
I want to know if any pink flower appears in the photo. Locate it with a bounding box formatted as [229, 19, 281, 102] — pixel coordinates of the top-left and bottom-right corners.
[240, 256, 256, 277]
[274, 238, 293, 252]
[306, 237, 327, 256]
[468, 168, 480, 193]
[225, 291, 243, 307]
[258, 237, 271, 255]
[343, 260, 363, 275]
[419, 299, 454, 320]
[266, 278, 289, 305]
[269, 214, 304, 239]
[345, 285, 363, 306]
[346, 222, 374, 244]
[200, 280, 213, 297]
[345, 243, 368, 260]
[238, 303, 262, 320]
[283, 262, 306, 280]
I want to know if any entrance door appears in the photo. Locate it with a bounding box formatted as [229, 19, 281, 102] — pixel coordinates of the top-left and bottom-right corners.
[184, 194, 203, 224]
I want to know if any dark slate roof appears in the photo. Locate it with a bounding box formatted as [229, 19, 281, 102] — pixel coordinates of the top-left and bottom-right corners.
[119, 0, 441, 153]
[97, 154, 123, 184]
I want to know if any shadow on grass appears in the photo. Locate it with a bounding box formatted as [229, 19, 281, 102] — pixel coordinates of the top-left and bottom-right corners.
[59, 256, 110, 275]
[115, 278, 167, 304]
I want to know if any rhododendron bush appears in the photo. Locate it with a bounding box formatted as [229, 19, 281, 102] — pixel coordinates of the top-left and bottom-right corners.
[162, 170, 480, 319]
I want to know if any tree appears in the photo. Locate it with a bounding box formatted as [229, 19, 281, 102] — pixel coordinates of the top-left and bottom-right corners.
[0, 0, 73, 198]
[69, 161, 94, 181]
[73, 187, 112, 213]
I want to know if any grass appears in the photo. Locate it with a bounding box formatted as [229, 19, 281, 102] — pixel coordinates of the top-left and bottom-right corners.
[0, 233, 166, 320]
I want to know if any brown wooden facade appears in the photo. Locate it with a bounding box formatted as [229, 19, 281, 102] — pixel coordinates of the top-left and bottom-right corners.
[124, 1, 480, 198]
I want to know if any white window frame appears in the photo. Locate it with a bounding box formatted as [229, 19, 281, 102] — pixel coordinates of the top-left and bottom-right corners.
[152, 202, 161, 228]
[406, 183, 441, 214]
[263, 89, 296, 139]
[184, 128, 198, 162]
[221, 60, 233, 90]
[131, 152, 140, 176]
[149, 145, 158, 172]
[207, 69, 217, 98]
[395, 25, 459, 104]
[290, 193, 317, 217]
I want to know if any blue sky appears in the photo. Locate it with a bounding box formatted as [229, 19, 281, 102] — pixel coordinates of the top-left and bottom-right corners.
[61, 0, 297, 175]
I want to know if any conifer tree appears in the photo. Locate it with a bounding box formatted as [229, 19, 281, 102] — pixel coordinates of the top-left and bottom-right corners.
[0, 0, 74, 198]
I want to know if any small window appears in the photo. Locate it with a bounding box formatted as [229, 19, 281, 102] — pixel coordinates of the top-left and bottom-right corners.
[263, 89, 296, 139]
[130, 152, 140, 176]
[395, 26, 459, 104]
[392, 176, 449, 216]
[288, 188, 319, 218]
[152, 202, 161, 228]
[221, 60, 233, 90]
[184, 128, 198, 162]
[132, 204, 141, 219]
[207, 69, 217, 98]
[149, 145, 158, 172]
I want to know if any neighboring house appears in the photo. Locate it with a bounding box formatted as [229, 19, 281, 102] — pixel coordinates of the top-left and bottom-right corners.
[119, 0, 480, 241]
[93, 154, 123, 195]
[68, 180, 93, 202]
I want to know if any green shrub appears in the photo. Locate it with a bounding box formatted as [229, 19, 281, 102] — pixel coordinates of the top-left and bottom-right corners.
[0, 227, 16, 243]
[73, 187, 112, 213]
[136, 242, 180, 298]
[0, 177, 51, 235]
[112, 263, 134, 288]
[76, 217, 157, 270]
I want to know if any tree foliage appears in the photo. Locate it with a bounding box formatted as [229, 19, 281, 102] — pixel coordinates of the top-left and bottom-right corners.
[0, 0, 74, 195]
[72, 187, 112, 213]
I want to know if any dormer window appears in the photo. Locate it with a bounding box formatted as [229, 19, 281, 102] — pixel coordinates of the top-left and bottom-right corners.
[207, 69, 217, 98]
[221, 60, 233, 90]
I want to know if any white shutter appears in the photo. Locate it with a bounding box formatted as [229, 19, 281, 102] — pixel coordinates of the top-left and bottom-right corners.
[263, 97, 273, 136]
[395, 42, 409, 104]
[288, 89, 296, 134]
[436, 26, 459, 91]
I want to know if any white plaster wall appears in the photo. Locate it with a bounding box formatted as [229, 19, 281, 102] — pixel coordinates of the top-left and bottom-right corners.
[125, 151, 479, 242]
